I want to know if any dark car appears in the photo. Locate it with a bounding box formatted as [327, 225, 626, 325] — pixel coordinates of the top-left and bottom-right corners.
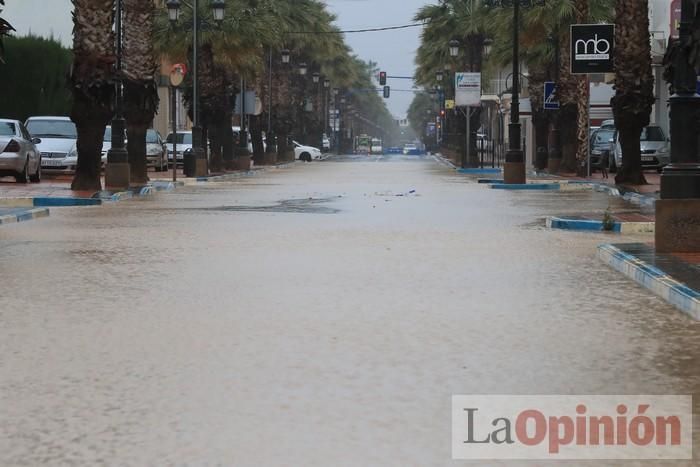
[589, 128, 615, 171]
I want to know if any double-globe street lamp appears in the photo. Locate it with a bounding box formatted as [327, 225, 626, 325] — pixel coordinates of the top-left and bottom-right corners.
[483, 0, 545, 184]
[166, 0, 226, 177]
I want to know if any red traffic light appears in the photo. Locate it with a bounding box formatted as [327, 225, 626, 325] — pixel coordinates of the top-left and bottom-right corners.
[379, 71, 387, 86]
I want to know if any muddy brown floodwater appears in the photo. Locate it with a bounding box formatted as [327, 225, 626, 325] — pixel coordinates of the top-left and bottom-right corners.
[0, 154, 698, 466]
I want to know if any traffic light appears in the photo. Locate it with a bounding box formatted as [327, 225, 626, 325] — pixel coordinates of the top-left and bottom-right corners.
[379, 71, 387, 86]
[440, 109, 446, 117]
[383, 86, 390, 99]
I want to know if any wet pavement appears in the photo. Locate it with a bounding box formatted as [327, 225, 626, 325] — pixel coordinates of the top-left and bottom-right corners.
[0, 153, 698, 466]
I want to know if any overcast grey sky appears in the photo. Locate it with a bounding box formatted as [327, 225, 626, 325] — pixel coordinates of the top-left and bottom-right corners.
[3, 0, 429, 117]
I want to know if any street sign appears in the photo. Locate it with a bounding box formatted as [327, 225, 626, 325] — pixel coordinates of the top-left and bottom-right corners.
[455, 72, 481, 107]
[544, 81, 559, 110]
[571, 24, 615, 74]
[671, 0, 682, 39]
[234, 91, 261, 115]
[169, 63, 187, 87]
[445, 99, 455, 110]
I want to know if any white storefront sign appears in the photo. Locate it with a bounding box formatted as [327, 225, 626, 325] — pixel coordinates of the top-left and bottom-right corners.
[455, 72, 482, 107]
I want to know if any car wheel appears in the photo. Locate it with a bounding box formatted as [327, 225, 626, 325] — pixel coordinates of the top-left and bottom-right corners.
[300, 152, 311, 162]
[29, 158, 41, 183]
[15, 159, 29, 183]
[609, 157, 617, 174]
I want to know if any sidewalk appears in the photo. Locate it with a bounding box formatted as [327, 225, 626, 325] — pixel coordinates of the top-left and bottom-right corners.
[554, 171, 661, 197]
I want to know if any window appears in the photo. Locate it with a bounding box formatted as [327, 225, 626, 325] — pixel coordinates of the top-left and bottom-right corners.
[166, 133, 192, 145]
[146, 130, 160, 144]
[26, 120, 77, 139]
[0, 122, 17, 136]
[641, 127, 665, 142]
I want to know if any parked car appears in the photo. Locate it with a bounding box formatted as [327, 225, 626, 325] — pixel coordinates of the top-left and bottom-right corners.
[165, 131, 192, 166]
[25, 116, 78, 173]
[371, 138, 383, 155]
[613, 125, 670, 172]
[322, 135, 331, 153]
[293, 141, 322, 161]
[0, 119, 42, 183]
[589, 128, 616, 171]
[600, 119, 615, 130]
[146, 129, 168, 171]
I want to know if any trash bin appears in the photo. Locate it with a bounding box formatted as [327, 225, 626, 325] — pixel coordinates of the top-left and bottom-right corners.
[183, 148, 196, 177]
[535, 146, 548, 171]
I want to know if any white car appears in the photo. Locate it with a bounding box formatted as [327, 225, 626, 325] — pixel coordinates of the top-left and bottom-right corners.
[293, 141, 322, 161]
[0, 119, 42, 183]
[322, 135, 331, 152]
[25, 116, 78, 173]
[371, 138, 383, 155]
[165, 131, 192, 165]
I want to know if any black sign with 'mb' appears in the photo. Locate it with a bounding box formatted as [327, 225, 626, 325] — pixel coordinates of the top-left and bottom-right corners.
[570, 24, 615, 74]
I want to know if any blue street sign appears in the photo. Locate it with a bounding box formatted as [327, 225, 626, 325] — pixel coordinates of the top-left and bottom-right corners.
[544, 81, 559, 110]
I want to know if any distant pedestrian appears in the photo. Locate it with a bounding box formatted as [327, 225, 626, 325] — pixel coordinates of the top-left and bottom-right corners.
[600, 151, 609, 179]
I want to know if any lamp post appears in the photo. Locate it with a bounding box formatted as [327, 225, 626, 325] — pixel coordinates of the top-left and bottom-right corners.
[656, 0, 700, 252]
[166, 0, 225, 177]
[105, 0, 129, 190]
[483, 0, 545, 183]
[323, 78, 330, 149]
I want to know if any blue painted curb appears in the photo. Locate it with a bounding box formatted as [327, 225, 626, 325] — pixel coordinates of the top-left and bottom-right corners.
[491, 183, 561, 191]
[598, 244, 700, 320]
[32, 197, 102, 207]
[0, 207, 50, 225]
[457, 168, 502, 175]
[549, 217, 621, 232]
[477, 179, 505, 184]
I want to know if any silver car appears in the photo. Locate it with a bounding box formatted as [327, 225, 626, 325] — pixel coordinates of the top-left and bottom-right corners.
[146, 129, 168, 171]
[25, 116, 78, 173]
[613, 125, 670, 172]
[0, 119, 42, 183]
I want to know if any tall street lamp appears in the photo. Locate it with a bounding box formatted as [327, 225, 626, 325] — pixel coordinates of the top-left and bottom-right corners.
[323, 78, 330, 148]
[166, 0, 225, 177]
[105, 0, 129, 190]
[657, 0, 700, 253]
[484, 0, 544, 184]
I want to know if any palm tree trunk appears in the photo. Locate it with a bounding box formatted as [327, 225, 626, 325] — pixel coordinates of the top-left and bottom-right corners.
[612, 0, 654, 185]
[250, 114, 265, 165]
[123, 0, 157, 185]
[208, 121, 223, 173]
[70, 0, 116, 192]
[574, 0, 590, 174]
[71, 95, 111, 191]
[125, 120, 148, 185]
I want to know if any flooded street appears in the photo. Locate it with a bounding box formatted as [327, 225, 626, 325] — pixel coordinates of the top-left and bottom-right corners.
[1, 155, 698, 466]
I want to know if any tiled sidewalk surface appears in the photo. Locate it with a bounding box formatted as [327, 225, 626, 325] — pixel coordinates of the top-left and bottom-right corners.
[598, 243, 700, 320]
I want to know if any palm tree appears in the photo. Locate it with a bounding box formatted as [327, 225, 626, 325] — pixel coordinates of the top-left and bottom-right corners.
[573, 0, 589, 174]
[123, 0, 159, 185]
[415, 0, 487, 167]
[70, 0, 116, 192]
[0, 0, 15, 64]
[611, 0, 654, 185]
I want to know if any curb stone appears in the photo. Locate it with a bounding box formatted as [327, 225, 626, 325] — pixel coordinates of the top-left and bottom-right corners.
[598, 244, 700, 320]
[0, 207, 50, 225]
[546, 216, 655, 234]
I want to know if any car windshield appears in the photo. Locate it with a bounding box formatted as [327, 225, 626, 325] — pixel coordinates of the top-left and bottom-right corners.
[593, 130, 614, 145]
[0, 122, 16, 136]
[166, 133, 192, 145]
[641, 127, 665, 142]
[26, 120, 77, 138]
[146, 130, 159, 144]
